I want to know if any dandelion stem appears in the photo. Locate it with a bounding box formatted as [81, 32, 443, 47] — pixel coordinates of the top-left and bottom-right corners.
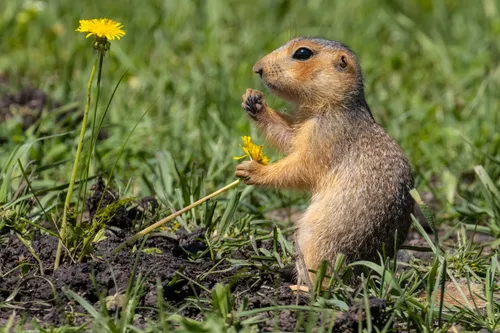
[79, 51, 105, 228]
[54, 56, 99, 271]
[111, 179, 241, 255]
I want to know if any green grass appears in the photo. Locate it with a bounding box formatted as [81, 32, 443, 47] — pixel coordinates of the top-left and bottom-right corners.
[1, 0, 499, 331]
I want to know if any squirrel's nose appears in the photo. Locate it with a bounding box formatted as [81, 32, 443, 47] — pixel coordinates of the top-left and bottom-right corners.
[253, 62, 263, 77]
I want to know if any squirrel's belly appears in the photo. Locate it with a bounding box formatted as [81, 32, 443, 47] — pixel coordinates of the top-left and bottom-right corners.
[297, 168, 412, 261]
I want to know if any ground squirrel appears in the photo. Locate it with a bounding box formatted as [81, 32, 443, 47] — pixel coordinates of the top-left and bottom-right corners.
[235, 37, 414, 286]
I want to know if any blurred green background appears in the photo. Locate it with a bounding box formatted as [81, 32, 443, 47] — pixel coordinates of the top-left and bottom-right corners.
[1, 0, 499, 219]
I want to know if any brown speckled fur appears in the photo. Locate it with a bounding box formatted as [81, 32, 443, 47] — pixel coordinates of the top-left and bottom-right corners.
[235, 37, 414, 286]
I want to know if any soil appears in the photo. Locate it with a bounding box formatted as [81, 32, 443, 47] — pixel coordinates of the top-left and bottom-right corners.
[0, 225, 391, 331]
[0, 178, 393, 331]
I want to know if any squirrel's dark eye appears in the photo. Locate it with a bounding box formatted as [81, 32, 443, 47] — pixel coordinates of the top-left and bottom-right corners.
[292, 47, 314, 60]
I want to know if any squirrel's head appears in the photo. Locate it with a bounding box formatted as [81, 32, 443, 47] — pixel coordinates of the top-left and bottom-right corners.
[253, 37, 366, 109]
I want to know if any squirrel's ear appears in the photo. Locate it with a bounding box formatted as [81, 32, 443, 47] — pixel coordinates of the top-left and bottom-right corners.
[335, 53, 349, 71]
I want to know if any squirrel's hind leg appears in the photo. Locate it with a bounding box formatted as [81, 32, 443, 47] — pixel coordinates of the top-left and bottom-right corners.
[294, 233, 313, 291]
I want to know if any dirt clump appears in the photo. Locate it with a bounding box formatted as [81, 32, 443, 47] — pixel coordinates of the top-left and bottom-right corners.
[332, 298, 389, 333]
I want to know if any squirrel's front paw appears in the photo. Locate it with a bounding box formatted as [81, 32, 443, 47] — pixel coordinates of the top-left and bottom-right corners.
[235, 160, 264, 185]
[242, 88, 267, 120]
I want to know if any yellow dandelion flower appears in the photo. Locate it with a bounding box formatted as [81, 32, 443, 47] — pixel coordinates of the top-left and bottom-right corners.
[234, 136, 270, 165]
[76, 18, 125, 40]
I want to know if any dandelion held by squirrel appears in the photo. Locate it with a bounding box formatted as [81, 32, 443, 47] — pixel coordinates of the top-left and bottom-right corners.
[111, 136, 269, 254]
[76, 18, 126, 53]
